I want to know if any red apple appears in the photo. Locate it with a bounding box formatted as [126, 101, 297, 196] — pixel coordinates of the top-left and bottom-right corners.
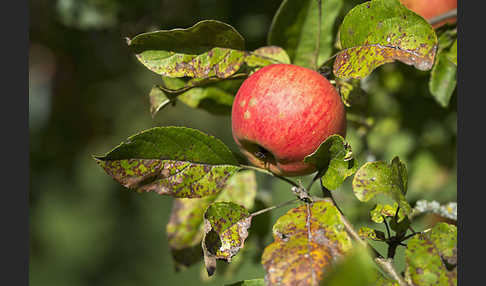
[400, 0, 457, 28]
[231, 64, 346, 177]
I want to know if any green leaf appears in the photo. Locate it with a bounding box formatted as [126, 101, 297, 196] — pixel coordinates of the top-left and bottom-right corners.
[405, 223, 457, 286]
[352, 156, 412, 216]
[304, 135, 358, 190]
[358, 227, 386, 241]
[446, 39, 457, 65]
[128, 20, 246, 78]
[370, 203, 405, 223]
[166, 170, 257, 270]
[268, 0, 344, 69]
[202, 202, 251, 271]
[94, 127, 241, 198]
[429, 46, 457, 108]
[148, 85, 175, 117]
[262, 199, 352, 286]
[252, 46, 291, 64]
[320, 246, 377, 286]
[150, 76, 244, 116]
[336, 78, 367, 107]
[226, 279, 265, 286]
[333, 0, 438, 79]
[244, 46, 291, 69]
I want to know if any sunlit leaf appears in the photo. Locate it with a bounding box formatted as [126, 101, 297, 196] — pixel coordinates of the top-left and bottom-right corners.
[202, 202, 251, 275]
[262, 200, 352, 286]
[358, 226, 386, 241]
[166, 170, 257, 270]
[268, 0, 344, 69]
[94, 127, 241, 198]
[334, 0, 438, 79]
[370, 203, 405, 223]
[304, 135, 358, 190]
[352, 156, 412, 215]
[244, 46, 291, 70]
[128, 20, 246, 78]
[405, 223, 457, 286]
[148, 85, 175, 117]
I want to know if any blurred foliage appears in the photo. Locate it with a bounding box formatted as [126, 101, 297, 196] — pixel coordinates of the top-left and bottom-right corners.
[29, 0, 456, 285]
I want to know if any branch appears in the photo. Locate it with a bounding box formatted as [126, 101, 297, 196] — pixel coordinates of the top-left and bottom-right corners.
[428, 9, 457, 26]
[313, 190, 410, 286]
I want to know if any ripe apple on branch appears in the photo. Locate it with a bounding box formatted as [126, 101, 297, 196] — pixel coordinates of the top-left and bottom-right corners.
[231, 64, 346, 177]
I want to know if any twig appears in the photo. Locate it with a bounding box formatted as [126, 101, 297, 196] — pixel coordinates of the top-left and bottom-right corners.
[240, 165, 300, 188]
[250, 198, 300, 217]
[428, 9, 457, 26]
[374, 257, 409, 286]
[314, 192, 410, 286]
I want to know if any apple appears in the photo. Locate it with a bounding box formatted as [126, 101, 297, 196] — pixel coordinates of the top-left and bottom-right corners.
[400, 0, 457, 28]
[231, 64, 346, 177]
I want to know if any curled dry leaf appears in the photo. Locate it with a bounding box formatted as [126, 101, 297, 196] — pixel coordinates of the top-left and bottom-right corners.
[202, 202, 252, 276]
[166, 170, 257, 270]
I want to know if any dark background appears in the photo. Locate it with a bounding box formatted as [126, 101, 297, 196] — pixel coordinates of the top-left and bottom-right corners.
[29, 0, 457, 285]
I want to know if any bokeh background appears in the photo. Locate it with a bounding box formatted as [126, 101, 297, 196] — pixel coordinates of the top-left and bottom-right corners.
[29, 0, 457, 285]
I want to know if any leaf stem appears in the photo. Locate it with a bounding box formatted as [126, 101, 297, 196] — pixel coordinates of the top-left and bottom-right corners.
[428, 9, 457, 26]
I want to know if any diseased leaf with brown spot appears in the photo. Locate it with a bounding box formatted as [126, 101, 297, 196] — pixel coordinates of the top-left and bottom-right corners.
[244, 46, 291, 70]
[166, 170, 257, 270]
[128, 20, 246, 79]
[333, 0, 438, 79]
[370, 203, 405, 223]
[202, 202, 252, 275]
[405, 222, 457, 286]
[262, 200, 352, 286]
[304, 134, 357, 191]
[358, 227, 386, 241]
[352, 156, 412, 216]
[94, 126, 241, 198]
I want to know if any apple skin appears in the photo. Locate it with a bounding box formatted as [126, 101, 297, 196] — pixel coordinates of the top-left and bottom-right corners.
[400, 0, 457, 28]
[231, 64, 346, 177]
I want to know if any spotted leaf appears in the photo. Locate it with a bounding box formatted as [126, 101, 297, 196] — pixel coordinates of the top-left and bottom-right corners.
[94, 126, 241, 198]
[128, 20, 246, 79]
[352, 156, 412, 216]
[202, 202, 252, 276]
[166, 170, 257, 270]
[261, 199, 352, 286]
[405, 223, 457, 286]
[334, 0, 438, 79]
